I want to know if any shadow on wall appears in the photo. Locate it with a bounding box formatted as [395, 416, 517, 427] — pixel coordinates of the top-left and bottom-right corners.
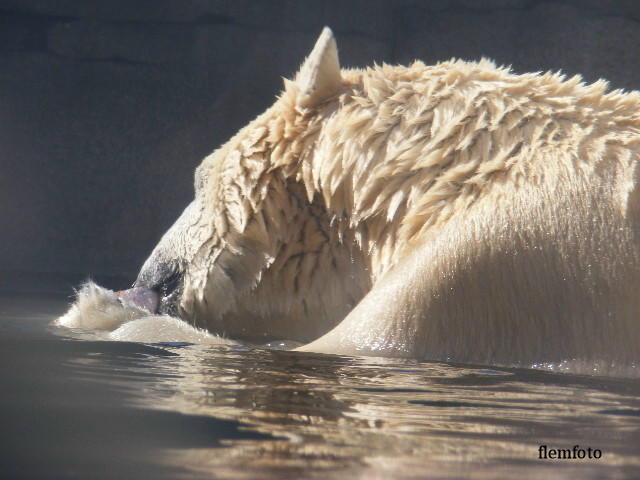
[2, 0, 640, 282]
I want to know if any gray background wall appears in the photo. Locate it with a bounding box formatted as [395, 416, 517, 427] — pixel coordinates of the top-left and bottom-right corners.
[2, 0, 640, 289]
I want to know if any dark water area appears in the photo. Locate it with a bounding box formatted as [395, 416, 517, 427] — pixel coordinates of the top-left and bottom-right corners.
[2, 282, 640, 479]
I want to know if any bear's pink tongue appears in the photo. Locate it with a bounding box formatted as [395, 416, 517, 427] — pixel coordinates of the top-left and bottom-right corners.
[116, 287, 159, 313]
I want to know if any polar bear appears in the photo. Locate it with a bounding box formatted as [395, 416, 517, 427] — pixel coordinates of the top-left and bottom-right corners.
[61, 28, 640, 372]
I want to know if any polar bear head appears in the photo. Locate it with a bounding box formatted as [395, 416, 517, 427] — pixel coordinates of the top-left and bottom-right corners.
[134, 28, 370, 341]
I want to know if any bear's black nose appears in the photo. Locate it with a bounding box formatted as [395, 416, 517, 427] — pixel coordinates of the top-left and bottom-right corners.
[134, 261, 183, 316]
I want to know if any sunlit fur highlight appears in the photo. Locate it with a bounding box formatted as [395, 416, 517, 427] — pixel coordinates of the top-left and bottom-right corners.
[194, 58, 640, 275]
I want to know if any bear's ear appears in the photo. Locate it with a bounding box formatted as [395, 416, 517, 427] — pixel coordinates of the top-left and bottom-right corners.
[295, 27, 342, 108]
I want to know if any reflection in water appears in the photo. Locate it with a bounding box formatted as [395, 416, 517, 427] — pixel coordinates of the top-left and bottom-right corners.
[145, 347, 640, 479]
[2, 292, 640, 479]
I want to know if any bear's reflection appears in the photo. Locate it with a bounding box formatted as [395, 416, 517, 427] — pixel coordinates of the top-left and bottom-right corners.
[134, 345, 640, 479]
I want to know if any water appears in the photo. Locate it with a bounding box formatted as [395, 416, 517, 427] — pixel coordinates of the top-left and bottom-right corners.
[2, 286, 640, 479]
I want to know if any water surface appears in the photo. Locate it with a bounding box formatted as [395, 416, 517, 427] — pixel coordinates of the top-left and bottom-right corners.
[2, 287, 640, 479]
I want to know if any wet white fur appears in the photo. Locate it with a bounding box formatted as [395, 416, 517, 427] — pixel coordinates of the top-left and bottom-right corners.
[55, 282, 234, 345]
[74, 29, 640, 375]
